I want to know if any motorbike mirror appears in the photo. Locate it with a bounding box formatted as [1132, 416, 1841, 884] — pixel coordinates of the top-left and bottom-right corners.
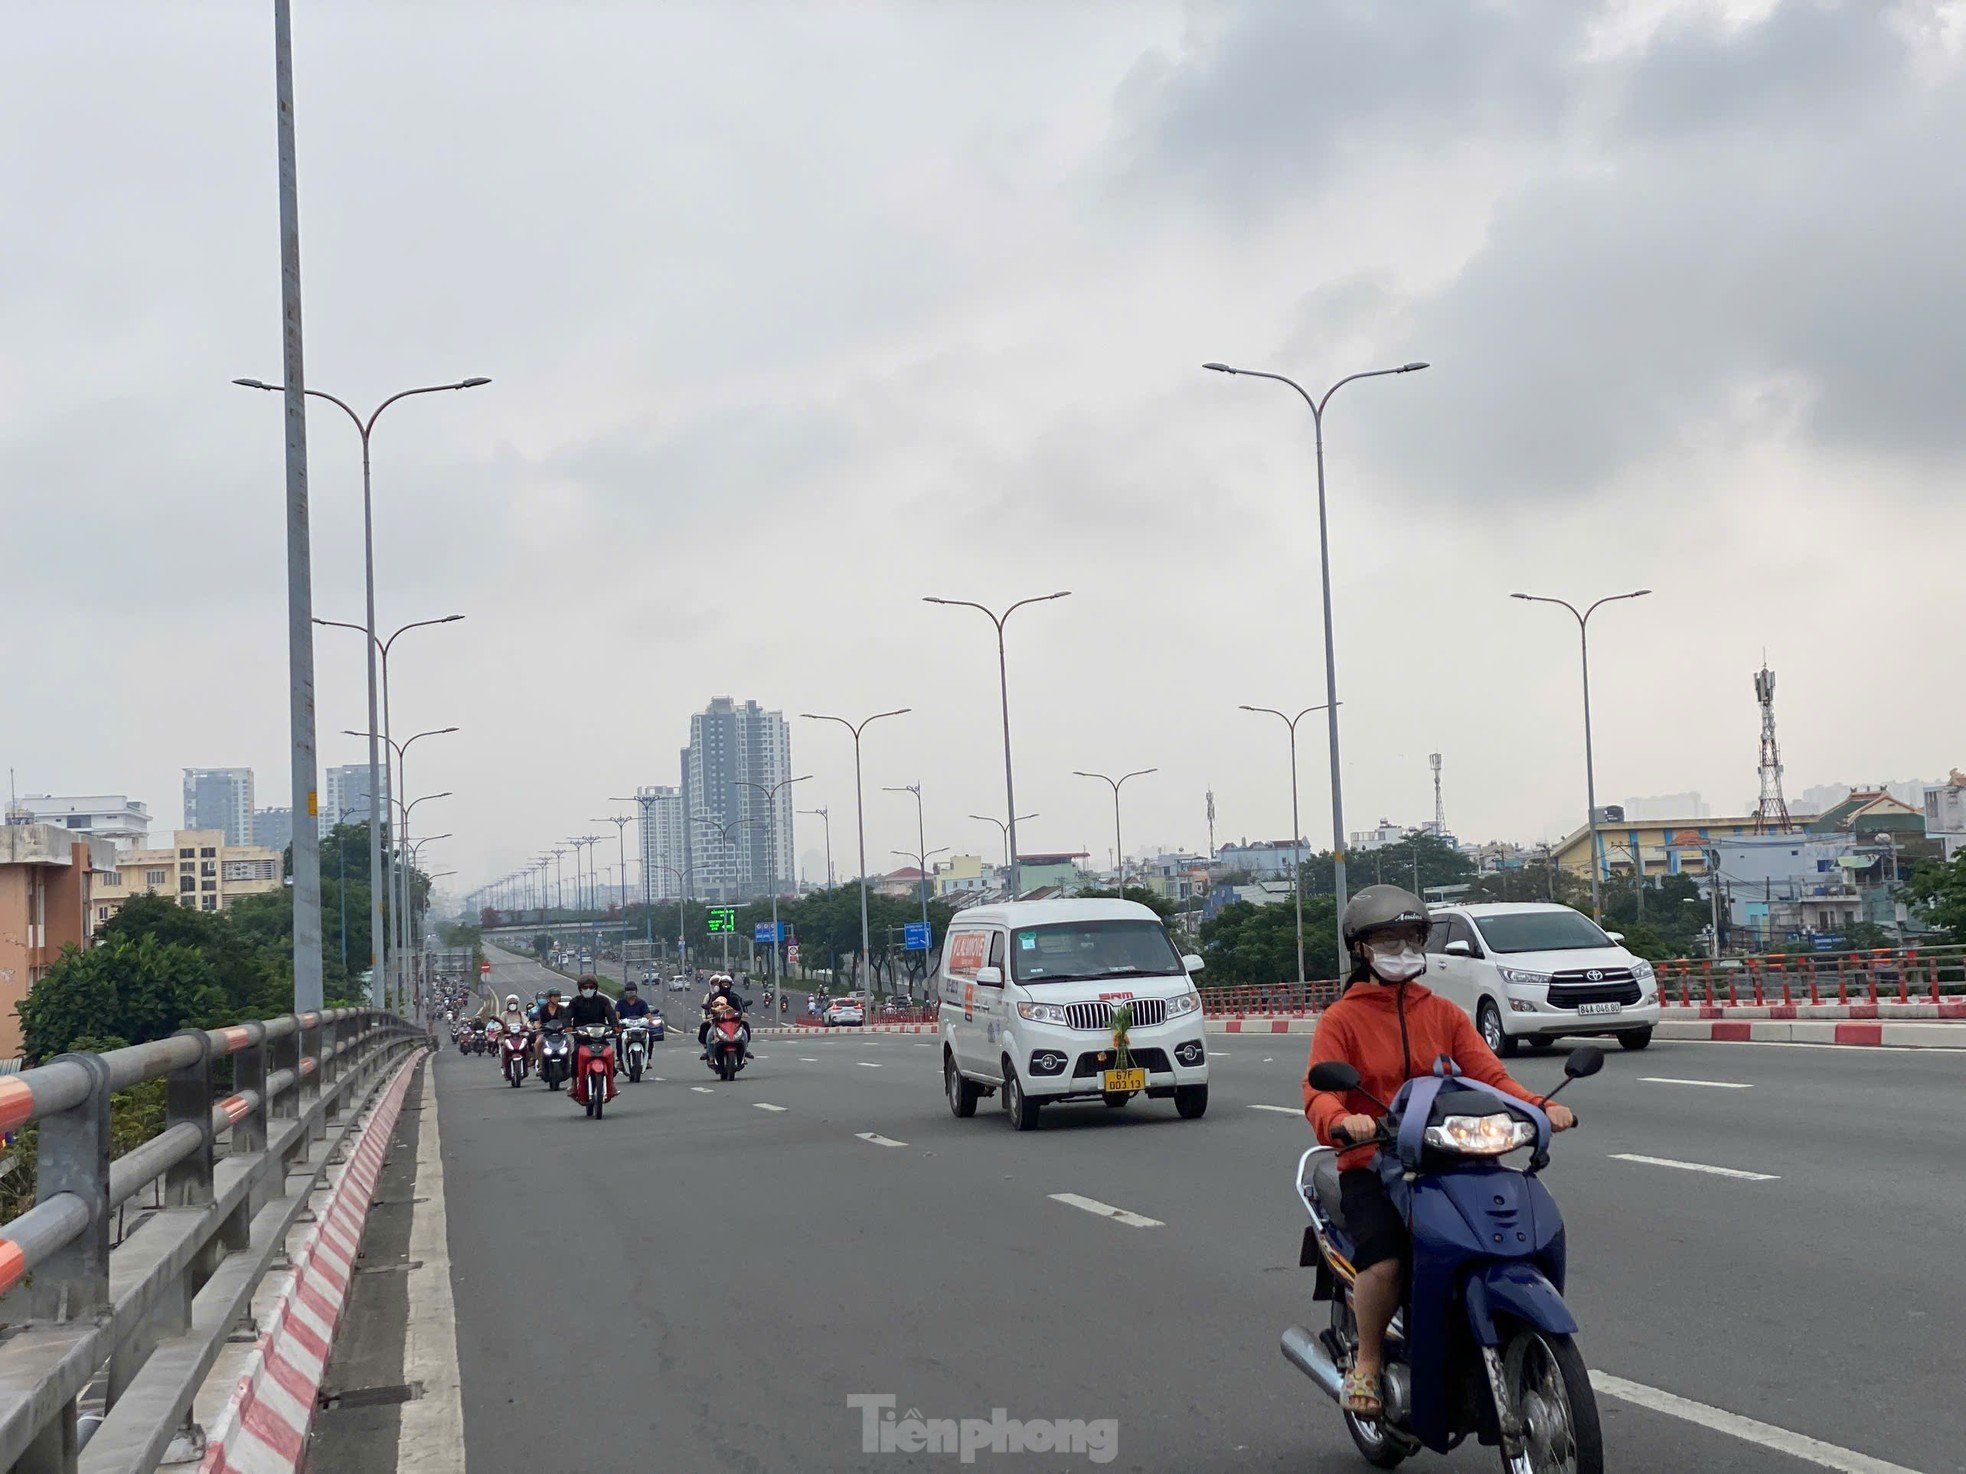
[1564, 1046, 1606, 1080]
[1307, 1060, 1361, 1094]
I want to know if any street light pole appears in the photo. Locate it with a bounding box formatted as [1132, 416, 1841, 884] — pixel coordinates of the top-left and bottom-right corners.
[1511, 590, 1652, 922]
[344, 724, 457, 1005]
[739, 774, 812, 994]
[1072, 769, 1158, 898]
[1238, 703, 1336, 989]
[800, 807, 834, 891]
[594, 813, 634, 987]
[970, 813, 1039, 880]
[884, 783, 934, 937]
[1204, 359, 1427, 972]
[236, 375, 486, 1012]
[802, 709, 911, 996]
[923, 593, 1070, 898]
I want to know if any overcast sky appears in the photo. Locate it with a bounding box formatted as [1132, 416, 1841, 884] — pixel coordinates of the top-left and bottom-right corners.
[6, 0, 1964, 904]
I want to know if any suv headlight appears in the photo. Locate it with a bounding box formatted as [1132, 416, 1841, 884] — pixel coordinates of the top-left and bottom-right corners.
[1423, 1115, 1537, 1156]
[1167, 990, 1201, 1018]
[1632, 960, 1655, 983]
[1498, 967, 1553, 989]
[1016, 1002, 1070, 1025]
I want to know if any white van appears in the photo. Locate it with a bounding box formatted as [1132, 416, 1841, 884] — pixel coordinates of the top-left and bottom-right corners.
[1424, 902, 1662, 1055]
[938, 898, 1210, 1130]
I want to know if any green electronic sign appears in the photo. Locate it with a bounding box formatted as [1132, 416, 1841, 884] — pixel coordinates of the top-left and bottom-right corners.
[706, 906, 737, 934]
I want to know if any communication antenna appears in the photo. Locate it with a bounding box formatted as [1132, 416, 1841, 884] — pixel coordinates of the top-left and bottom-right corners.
[1430, 753, 1445, 838]
[1205, 788, 1217, 858]
[1752, 661, 1792, 835]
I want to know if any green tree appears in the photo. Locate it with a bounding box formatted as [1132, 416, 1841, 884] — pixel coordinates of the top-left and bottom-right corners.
[1198, 897, 1339, 987]
[1466, 863, 1588, 908]
[17, 934, 226, 1061]
[1905, 850, 1966, 944]
[1355, 832, 1478, 895]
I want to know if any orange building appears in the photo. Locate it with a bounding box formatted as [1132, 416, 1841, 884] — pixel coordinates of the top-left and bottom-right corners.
[0, 823, 116, 1059]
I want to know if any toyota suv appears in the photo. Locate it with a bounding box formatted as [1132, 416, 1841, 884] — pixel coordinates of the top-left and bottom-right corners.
[1423, 902, 1660, 1054]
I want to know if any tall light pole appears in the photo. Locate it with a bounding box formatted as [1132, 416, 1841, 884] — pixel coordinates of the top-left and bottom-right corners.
[885, 783, 935, 948]
[594, 813, 634, 986]
[1239, 703, 1336, 989]
[694, 815, 762, 973]
[970, 813, 1038, 879]
[236, 374, 487, 1013]
[391, 798, 450, 1011]
[802, 709, 911, 995]
[891, 844, 948, 994]
[1073, 769, 1157, 899]
[1204, 358, 1427, 972]
[739, 774, 811, 992]
[1510, 589, 1652, 922]
[615, 790, 674, 975]
[923, 593, 1069, 898]
[344, 725, 457, 1004]
[645, 861, 690, 974]
[799, 807, 834, 891]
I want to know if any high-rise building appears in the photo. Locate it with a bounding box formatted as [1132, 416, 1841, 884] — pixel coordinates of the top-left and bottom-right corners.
[322, 763, 390, 837]
[182, 768, 254, 846]
[252, 807, 294, 854]
[14, 794, 153, 853]
[635, 786, 687, 900]
[680, 697, 793, 901]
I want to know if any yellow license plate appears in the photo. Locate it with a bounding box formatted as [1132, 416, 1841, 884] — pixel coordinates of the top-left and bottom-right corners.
[1102, 1067, 1146, 1093]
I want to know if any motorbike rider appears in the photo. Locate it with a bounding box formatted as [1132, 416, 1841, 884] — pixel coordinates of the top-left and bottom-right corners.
[616, 981, 652, 1020]
[565, 974, 623, 1104]
[1302, 885, 1575, 1420]
[531, 986, 570, 1064]
[697, 974, 753, 1061]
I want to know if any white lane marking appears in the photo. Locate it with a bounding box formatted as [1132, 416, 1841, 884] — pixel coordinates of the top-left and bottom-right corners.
[1593, 1373, 1919, 1474]
[856, 1062, 882, 1069]
[400, 1060, 465, 1471]
[1249, 1104, 1302, 1115]
[753, 1102, 787, 1113]
[649, 1076, 666, 1082]
[855, 1132, 907, 1147]
[691, 1086, 715, 1094]
[799, 1057, 818, 1063]
[1262, 1057, 1275, 1063]
[1640, 1076, 1752, 1089]
[1048, 1193, 1164, 1229]
[1610, 1153, 1778, 1181]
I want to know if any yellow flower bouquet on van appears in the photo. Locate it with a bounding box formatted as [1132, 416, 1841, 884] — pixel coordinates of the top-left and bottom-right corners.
[1110, 1001, 1134, 1072]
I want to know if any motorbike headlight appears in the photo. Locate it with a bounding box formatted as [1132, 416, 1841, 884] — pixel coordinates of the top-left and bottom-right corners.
[1422, 1114, 1537, 1156]
[1016, 1002, 1070, 1025]
[1167, 990, 1201, 1018]
[1498, 968, 1553, 989]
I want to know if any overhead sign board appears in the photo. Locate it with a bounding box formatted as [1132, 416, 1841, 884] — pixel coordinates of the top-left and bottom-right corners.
[754, 921, 785, 943]
[706, 907, 736, 934]
[904, 921, 932, 952]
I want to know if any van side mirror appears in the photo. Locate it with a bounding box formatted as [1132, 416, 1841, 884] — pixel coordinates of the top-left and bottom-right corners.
[1182, 954, 1205, 973]
[1445, 939, 1474, 957]
[1307, 1060, 1361, 1094]
[975, 966, 1003, 987]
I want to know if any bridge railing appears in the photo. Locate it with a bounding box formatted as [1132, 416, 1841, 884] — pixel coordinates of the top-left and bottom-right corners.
[0, 1008, 426, 1474]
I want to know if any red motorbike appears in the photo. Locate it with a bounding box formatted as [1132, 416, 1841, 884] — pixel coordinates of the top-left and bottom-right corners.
[572, 1024, 617, 1118]
[501, 1027, 531, 1087]
[707, 1014, 748, 1082]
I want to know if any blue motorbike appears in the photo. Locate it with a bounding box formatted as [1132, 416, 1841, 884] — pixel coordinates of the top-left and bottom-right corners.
[1286, 1048, 1606, 1472]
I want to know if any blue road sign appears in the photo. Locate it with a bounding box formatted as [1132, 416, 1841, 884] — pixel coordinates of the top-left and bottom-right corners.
[904, 921, 932, 952]
[754, 922, 785, 944]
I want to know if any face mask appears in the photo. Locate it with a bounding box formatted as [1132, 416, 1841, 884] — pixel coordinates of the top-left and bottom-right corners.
[1366, 941, 1427, 984]
[580, 986, 597, 998]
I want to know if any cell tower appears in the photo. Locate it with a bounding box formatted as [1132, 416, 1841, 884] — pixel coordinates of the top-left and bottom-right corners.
[1205, 788, 1217, 858]
[1430, 753, 1446, 838]
[1752, 663, 1792, 834]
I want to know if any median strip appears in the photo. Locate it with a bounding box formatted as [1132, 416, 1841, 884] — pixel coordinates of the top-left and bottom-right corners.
[1610, 1153, 1777, 1182]
[1047, 1193, 1164, 1229]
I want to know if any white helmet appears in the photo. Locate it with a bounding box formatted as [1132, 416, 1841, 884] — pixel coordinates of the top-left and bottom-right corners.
[504, 994, 521, 1008]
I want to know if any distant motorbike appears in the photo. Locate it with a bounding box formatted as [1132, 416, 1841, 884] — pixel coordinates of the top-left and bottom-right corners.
[538, 1019, 572, 1091]
[1286, 1048, 1606, 1473]
[620, 1019, 652, 1083]
[706, 1014, 747, 1082]
[574, 1024, 616, 1118]
[470, 1028, 491, 1057]
[501, 1027, 531, 1087]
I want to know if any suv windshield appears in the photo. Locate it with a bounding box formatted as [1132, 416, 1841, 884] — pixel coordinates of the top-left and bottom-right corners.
[1471, 910, 1616, 954]
[1010, 919, 1184, 984]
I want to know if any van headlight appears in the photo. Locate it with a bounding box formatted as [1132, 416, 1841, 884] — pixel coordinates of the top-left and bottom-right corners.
[1423, 1115, 1537, 1156]
[1498, 967, 1553, 989]
[1168, 990, 1201, 1018]
[1016, 1002, 1070, 1025]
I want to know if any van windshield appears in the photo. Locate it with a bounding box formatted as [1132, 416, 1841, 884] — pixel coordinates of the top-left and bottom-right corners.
[1010, 919, 1184, 984]
[1471, 910, 1616, 954]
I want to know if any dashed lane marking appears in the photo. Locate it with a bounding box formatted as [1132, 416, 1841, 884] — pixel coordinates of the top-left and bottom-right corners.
[691, 1086, 715, 1094]
[1248, 1104, 1301, 1114]
[856, 1062, 882, 1069]
[1609, 1153, 1777, 1182]
[1047, 1193, 1164, 1229]
[754, 1103, 788, 1112]
[1592, 1373, 1918, 1474]
[1640, 1077, 1752, 1089]
[855, 1133, 907, 1148]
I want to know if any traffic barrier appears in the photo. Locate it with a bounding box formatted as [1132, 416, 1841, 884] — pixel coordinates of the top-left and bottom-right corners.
[0, 1008, 425, 1473]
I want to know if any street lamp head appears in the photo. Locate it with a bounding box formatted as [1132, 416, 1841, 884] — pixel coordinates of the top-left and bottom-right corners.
[1631, 588, 1653, 598]
[1202, 362, 1237, 374]
[1510, 593, 1532, 601]
[458, 377, 492, 389]
[1399, 361, 1430, 372]
[441, 613, 465, 623]
[232, 378, 273, 390]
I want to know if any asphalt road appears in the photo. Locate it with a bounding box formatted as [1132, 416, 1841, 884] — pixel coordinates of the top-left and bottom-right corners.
[398, 946, 1966, 1471]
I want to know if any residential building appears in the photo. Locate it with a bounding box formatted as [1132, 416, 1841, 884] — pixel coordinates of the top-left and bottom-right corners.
[13, 794, 153, 853]
[1014, 853, 1088, 894]
[1926, 771, 1966, 860]
[680, 698, 794, 901]
[875, 866, 927, 900]
[322, 763, 389, 837]
[1, 825, 118, 1057]
[1708, 833, 1882, 946]
[1201, 878, 1295, 918]
[183, 768, 254, 846]
[1349, 820, 1408, 853]
[932, 853, 991, 897]
[635, 785, 688, 901]
[97, 828, 284, 927]
[1550, 813, 1772, 885]
[1141, 853, 1211, 903]
[252, 807, 294, 854]
[1806, 788, 1926, 839]
[1212, 839, 1307, 880]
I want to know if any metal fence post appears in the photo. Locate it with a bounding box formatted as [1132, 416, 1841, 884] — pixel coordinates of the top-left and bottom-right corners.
[300, 1011, 324, 1143]
[32, 1052, 113, 1323]
[231, 1023, 270, 1229]
[165, 1029, 216, 1210]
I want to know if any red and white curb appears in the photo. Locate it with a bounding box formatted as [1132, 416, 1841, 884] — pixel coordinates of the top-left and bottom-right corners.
[199, 1050, 426, 1474]
[1657, 1019, 1966, 1048]
[1660, 1000, 1966, 1021]
[753, 1023, 938, 1036]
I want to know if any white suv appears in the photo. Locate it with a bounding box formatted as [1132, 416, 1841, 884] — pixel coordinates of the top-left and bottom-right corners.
[1424, 902, 1660, 1055]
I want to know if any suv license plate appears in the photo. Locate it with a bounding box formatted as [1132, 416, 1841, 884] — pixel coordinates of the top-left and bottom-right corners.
[1102, 1067, 1147, 1093]
[1576, 1002, 1623, 1016]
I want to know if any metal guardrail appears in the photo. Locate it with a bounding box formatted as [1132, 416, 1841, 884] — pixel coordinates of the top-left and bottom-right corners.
[0, 1008, 427, 1473]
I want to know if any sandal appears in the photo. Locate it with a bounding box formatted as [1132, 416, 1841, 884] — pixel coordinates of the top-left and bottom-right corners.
[1342, 1367, 1383, 1418]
